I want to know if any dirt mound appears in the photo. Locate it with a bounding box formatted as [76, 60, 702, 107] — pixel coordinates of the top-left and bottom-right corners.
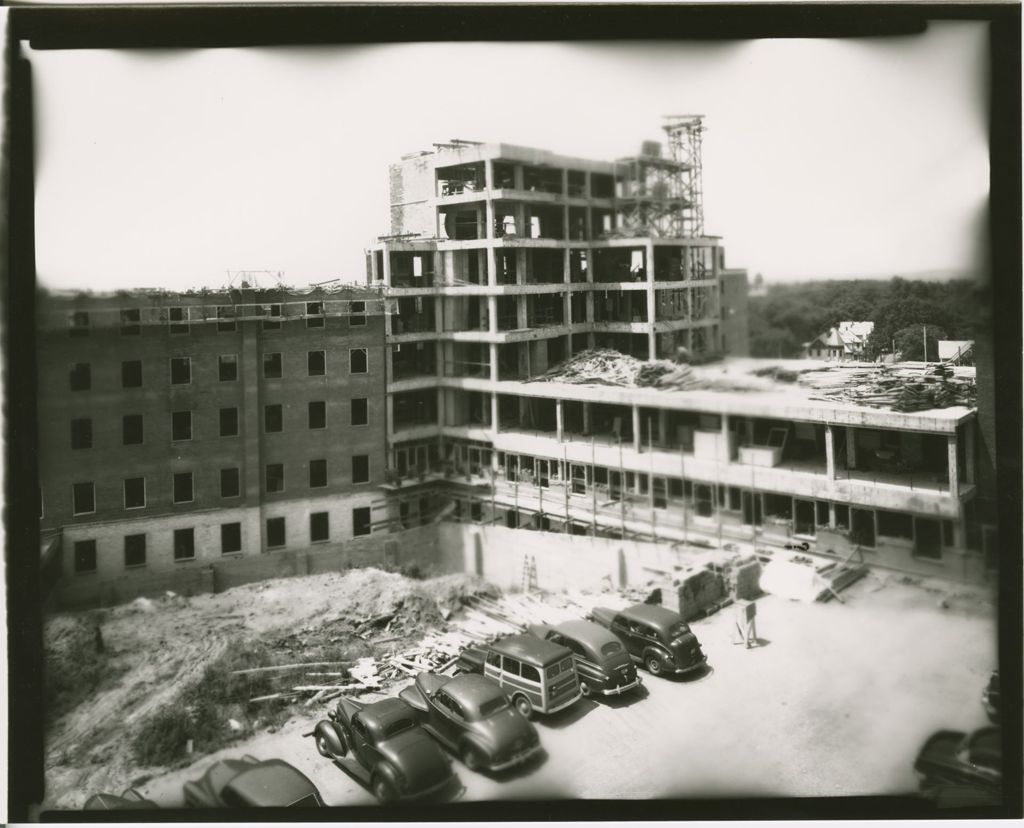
[44, 611, 127, 725]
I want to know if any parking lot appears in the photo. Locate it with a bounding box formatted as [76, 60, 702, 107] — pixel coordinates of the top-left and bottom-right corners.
[137, 572, 997, 805]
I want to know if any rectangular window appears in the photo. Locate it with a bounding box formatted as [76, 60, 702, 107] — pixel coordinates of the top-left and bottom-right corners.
[219, 354, 238, 382]
[173, 527, 195, 560]
[351, 398, 368, 426]
[308, 401, 326, 429]
[220, 467, 240, 498]
[221, 522, 242, 554]
[217, 305, 236, 332]
[169, 306, 189, 334]
[72, 482, 95, 515]
[350, 348, 368, 374]
[172, 410, 193, 441]
[263, 352, 282, 379]
[122, 359, 143, 388]
[219, 407, 239, 437]
[263, 303, 282, 330]
[308, 350, 326, 376]
[352, 454, 369, 484]
[265, 463, 284, 493]
[69, 362, 91, 391]
[74, 539, 97, 573]
[124, 534, 146, 568]
[70, 418, 93, 450]
[350, 300, 366, 326]
[309, 458, 327, 488]
[123, 477, 146, 509]
[310, 512, 329, 543]
[123, 414, 144, 445]
[266, 516, 286, 548]
[353, 506, 371, 537]
[69, 310, 90, 337]
[173, 471, 194, 504]
[264, 404, 283, 433]
[120, 308, 141, 335]
[170, 357, 191, 385]
[306, 301, 324, 327]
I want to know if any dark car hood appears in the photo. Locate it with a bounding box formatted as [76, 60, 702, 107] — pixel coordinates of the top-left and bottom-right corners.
[915, 731, 965, 769]
[473, 706, 537, 752]
[380, 729, 452, 789]
[669, 631, 704, 663]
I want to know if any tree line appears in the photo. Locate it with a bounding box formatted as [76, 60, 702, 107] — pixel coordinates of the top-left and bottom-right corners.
[748, 276, 985, 361]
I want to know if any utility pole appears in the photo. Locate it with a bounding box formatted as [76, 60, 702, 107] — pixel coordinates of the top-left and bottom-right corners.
[922, 325, 927, 363]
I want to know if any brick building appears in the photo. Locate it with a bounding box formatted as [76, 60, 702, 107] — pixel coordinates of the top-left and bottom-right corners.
[37, 285, 391, 595]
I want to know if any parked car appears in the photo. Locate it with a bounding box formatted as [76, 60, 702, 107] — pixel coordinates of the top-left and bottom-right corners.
[914, 727, 1002, 795]
[590, 603, 707, 677]
[183, 757, 325, 808]
[526, 619, 642, 698]
[399, 672, 541, 772]
[982, 671, 1000, 723]
[305, 696, 458, 803]
[455, 633, 581, 718]
[83, 789, 158, 810]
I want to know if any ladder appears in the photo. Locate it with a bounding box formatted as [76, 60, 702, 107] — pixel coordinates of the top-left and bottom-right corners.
[521, 554, 538, 594]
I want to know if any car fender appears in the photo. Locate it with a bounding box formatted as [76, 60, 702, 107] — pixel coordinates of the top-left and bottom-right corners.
[642, 645, 672, 667]
[313, 720, 346, 756]
[182, 781, 215, 808]
[458, 733, 492, 760]
[373, 760, 403, 790]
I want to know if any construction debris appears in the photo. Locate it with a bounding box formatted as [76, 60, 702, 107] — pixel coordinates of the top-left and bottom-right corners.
[798, 363, 975, 412]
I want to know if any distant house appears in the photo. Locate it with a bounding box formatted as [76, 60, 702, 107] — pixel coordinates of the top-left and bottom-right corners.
[938, 340, 974, 364]
[802, 321, 874, 361]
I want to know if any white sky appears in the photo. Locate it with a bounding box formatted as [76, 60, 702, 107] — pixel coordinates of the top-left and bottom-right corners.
[30, 24, 989, 291]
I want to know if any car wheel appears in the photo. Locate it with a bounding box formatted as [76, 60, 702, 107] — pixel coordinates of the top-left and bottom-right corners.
[460, 744, 484, 772]
[579, 681, 591, 698]
[646, 655, 664, 676]
[513, 695, 533, 719]
[315, 733, 332, 758]
[372, 774, 398, 804]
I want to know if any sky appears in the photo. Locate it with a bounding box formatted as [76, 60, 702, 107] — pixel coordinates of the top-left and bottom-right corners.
[29, 23, 990, 291]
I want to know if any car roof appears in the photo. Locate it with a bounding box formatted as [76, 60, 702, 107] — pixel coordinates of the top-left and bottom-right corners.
[490, 633, 572, 666]
[444, 673, 508, 709]
[553, 619, 621, 650]
[225, 760, 320, 805]
[359, 697, 417, 733]
[619, 603, 684, 631]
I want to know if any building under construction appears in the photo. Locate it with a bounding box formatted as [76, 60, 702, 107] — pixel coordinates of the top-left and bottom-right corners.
[368, 121, 994, 584]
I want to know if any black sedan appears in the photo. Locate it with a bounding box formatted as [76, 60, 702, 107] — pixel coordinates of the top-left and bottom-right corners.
[306, 696, 458, 803]
[399, 672, 541, 773]
[183, 756, 325, 808]
[914, 727, 1001, 795]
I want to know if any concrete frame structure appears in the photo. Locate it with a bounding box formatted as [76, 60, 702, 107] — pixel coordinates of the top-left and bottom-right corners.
[367, 137, 990, 584]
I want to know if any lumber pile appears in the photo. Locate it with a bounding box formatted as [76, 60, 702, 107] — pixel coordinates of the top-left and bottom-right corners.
[798, 363, 975, 412]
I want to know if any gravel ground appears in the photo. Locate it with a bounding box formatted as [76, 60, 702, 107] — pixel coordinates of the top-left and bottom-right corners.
[129, 571, 997, 806]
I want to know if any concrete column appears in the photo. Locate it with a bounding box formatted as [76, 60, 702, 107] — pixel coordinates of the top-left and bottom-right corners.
[658, 410, 668, 446]
[556, 400, 564, 442]
[646, 242, 657, 359]
[381, 247, 392, 287]
[485, 200, 495, 243]
[489, 343, 499, 382]
[947, 435, 959, 498]
[491, 393, 499, 434]
[386, 393, 395, 442]
[485, 159, 494, 191]
[517, 296, 528, 330]
[585, 291, 595, 324]
[846, 427, 858, 469]
[487, 296, 498, 334]
[369, 248, 379, 281]
[583, 402, 591, 435]
[513, 163, 524, 190]
[516, 248, 527, 285]
[828, 502, 837, 529]
[965, 423, 975, 485]
[632, 406, 641, 454]
[720, 413, 731, 462]
[825, 425, 836, 479]
[437, 387, 447, 428]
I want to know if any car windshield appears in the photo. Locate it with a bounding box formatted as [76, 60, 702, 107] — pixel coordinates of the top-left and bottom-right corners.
[478, 697, 510, 718]
[601, 641, 623, 656]
[384, 718, 416, 738]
